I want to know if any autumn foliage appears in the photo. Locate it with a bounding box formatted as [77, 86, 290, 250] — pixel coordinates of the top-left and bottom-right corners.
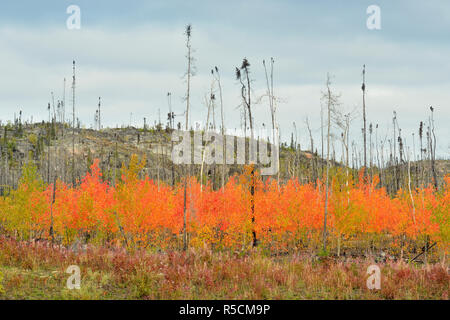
[0, 156, 448, 258]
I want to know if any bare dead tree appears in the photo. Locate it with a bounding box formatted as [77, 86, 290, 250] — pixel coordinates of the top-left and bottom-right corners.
[200, 82, 215, 192]
[167, 92, 176, 187]
[429, 106, 438, 189]
[321, 73, 341, 253]
[98, 97, 101, 130]
[407, 147, 417, 226]
[182, 24, 194, 251]
[49, 176, 56, 243]
[185, 25, 193, 131]
[63, 78, 66, 126]
[321, 100, 324, 177]
[305, 117, 315, 183]
[213, 67, 226, 189]
[419, 121, 424, 187]
[237, 59, 254, 156]
[47, 103, 51, 184]
[236, 58, 257, 247]
[51, 92, 56, 122]
[263, 58, 279, 184]
[362, 65, 367, 169]
[72, 60, 76, 187]
[393, 111, 397, 192]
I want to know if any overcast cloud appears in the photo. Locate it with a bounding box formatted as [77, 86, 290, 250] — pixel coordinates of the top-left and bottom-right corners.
[0, 0, 449, 158]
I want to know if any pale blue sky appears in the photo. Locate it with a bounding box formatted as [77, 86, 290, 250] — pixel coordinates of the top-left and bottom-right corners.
[0, 0, 449, 158]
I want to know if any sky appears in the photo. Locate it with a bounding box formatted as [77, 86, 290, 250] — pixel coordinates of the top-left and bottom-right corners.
[0, 0, 449, 159]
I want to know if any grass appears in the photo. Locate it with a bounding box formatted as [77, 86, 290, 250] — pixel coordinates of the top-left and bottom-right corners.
[0, 237, 448, 300]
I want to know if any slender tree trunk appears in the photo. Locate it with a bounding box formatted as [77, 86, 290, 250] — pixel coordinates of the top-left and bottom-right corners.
[72, 61, 76, 187]
[182, 25, 193, 251]
[362, 65, 367, 169]
[430, 109, 438, 190]
[407, 149, 416, 225]
[215, 69, 226, 190]
[323, 74, 332, 253]
[50, 177, 56, 243]
[200, 94, 212, 192]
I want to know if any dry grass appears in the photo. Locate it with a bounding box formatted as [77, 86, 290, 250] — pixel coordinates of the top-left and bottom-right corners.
[0, 237, 447, 300]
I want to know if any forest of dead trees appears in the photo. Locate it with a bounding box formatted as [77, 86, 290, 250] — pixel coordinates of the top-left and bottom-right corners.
[0, 100, 446, 196]
[0, 25, 448, 260]
[0, 24, 446, 196]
